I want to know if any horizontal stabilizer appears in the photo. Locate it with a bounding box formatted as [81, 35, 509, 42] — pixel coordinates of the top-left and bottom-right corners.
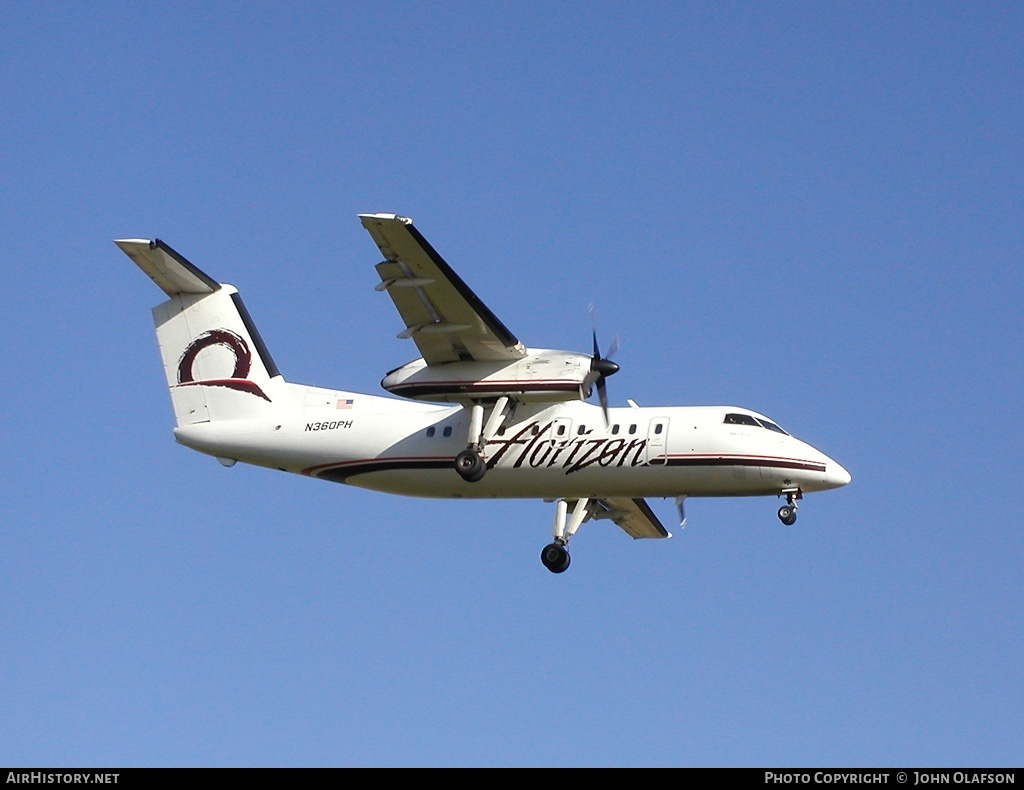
[114, 239, 220, 297]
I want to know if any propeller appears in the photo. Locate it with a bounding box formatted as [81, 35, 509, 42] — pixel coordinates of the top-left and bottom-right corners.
[586, 305, 620, 424]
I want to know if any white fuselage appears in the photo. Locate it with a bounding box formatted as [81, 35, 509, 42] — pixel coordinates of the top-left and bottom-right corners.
[172, 382, 851, 501]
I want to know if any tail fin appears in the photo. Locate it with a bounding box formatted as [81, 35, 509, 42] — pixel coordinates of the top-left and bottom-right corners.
[116, 239, 288, 426]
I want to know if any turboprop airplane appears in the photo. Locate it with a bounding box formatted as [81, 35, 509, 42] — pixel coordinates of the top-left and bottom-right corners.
[117, 213, 850, 573]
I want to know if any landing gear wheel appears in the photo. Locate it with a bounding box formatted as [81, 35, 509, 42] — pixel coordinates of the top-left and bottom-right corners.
[540, 542, 571, 574]
[778, 505, 797, 526]
[455, 448, 486, 482]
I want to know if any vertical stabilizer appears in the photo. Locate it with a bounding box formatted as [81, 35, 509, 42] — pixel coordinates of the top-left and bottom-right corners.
[116, 239, 289, 426]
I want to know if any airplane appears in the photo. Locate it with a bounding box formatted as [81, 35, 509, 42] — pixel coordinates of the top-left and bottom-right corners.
[116, 213, 851, 573]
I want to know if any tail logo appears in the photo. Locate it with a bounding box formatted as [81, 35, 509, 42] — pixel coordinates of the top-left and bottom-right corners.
[176, 329, 271, 401]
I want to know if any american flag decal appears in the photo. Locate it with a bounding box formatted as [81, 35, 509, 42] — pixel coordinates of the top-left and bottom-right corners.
[337, 399, 354, 409]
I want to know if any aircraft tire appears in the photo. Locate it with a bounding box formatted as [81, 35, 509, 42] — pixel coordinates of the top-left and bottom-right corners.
[455, 449, 486, 482]
[778, 505, 797, 526]
[540, 543, 571, 574]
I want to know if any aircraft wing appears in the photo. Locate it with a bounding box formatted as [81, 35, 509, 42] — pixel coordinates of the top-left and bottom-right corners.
[359, 213, 527, 365]
[592, 497, 672, 540]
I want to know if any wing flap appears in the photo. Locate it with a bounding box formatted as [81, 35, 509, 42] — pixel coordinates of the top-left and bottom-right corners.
[360, 214, 525, 365]
[592, 497, 672, 540]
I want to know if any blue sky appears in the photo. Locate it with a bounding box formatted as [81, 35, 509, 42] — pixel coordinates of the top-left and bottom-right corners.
[2, 1, 1021, 767]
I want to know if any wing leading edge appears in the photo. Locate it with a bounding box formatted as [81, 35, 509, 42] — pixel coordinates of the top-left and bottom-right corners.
[359, 214, 526, 365]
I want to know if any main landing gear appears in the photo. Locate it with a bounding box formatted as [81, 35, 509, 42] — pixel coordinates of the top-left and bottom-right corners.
[541, 498, 592, 574]
[454, 397, 510, 483]
[777, 488, 802, 526]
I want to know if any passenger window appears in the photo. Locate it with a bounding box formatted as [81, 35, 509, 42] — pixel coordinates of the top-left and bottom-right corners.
[654, 424, 663, 435]
[426, 427, 436, 438]
[557, 425, 566, 436]
[629, 424, 636, 435]
[611, 424, 620, 435]
[443, 426, 452, 437]
[578, 425, 587, 435]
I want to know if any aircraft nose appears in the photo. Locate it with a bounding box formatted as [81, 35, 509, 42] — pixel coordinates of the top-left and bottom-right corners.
[828, 460, 852, 488]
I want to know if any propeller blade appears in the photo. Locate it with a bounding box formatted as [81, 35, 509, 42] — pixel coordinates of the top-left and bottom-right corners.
[605, 334, 619, 360]
[596, 376, 610, 424]
[586, 305, 620, 424]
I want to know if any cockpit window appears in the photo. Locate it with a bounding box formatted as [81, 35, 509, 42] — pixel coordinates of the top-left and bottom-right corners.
[755, 418, 789, 435]
[724, 413, 790, 435]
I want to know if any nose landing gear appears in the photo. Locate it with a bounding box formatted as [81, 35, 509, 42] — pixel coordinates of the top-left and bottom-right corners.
[777, 488, 801, 525]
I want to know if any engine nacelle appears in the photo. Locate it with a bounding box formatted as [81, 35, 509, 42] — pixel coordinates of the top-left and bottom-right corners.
[381, 348, 593, 403]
